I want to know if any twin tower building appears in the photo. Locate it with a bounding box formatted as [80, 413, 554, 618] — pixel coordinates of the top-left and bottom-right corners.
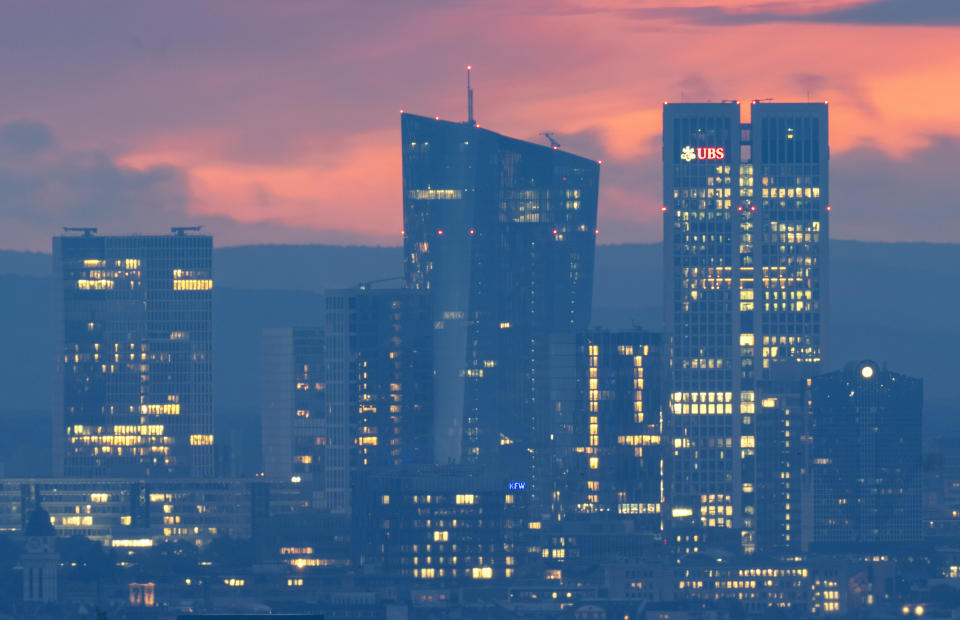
[53, 101, 842, 553]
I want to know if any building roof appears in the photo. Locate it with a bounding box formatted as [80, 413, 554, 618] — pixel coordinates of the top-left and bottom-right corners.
[25, 506, 57, 537]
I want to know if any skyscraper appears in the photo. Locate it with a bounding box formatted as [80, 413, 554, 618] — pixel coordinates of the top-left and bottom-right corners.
[809, 361, 922, 546]
[323, 287, 433, 513]
[401, 111, 600, 474]
[53, 228, 214, 478]
[547, 329, 663, 524]
[261, 327, 326, 504]
[662, 102, 828, 551]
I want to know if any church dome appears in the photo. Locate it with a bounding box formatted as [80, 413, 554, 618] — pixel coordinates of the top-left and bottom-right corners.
[25, 506, 57, 537]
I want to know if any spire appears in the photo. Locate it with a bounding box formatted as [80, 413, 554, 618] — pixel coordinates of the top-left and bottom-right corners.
[467, 65, 474, 125]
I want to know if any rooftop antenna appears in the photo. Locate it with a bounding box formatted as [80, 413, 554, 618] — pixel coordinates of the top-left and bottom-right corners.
[467, 65, 474, 125]
[63, 227, 98, 236]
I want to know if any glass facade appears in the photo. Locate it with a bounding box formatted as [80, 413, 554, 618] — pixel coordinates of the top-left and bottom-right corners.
[547, 329, 663, 525]
[324, 287, 433, 513]
[662, 102, 828, 552]
[261, 328, 327, 506]
[809, 361, 922, 546]
[53, 232, 214, 478]
[401, 113, 599, 475]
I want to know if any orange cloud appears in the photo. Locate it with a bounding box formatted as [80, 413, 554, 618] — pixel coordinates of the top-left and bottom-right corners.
[26, 1, 956, 246]
[120, 129, 401, 236]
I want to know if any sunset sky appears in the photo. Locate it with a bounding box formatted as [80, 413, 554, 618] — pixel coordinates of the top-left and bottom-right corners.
[0, 0, 957, 250]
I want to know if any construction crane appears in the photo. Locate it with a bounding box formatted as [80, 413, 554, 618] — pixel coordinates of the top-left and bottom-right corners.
[63, 227, 98, 236]
[171, 226, 204, 235]
[358, 276, 404, 291]
[541, 132, 561, 150]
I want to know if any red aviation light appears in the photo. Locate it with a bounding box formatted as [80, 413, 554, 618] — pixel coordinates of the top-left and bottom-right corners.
[737, 206, 743, 212]
[594, 228, 599, 235]
[468, 228, 476, 235]
[552, 229, 558, 235]
[436, 229, 444, 236]
[661, 206, 668, 213]
[749, 205, 757, 212]
[401, 229, 406, 236]
[826, 205, 832, 212]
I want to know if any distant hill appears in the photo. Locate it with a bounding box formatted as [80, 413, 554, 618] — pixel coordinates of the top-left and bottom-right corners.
[214, 245, 403, 291]
[0, 241, 955, 473]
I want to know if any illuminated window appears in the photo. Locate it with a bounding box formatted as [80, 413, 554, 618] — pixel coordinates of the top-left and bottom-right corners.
[173, 279, 213, 291]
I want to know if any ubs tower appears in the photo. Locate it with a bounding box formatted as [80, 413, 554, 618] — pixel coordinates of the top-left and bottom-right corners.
[53, 229, 214, 478]
[662, 102, 828, 552]
[401, 111, 599, 480]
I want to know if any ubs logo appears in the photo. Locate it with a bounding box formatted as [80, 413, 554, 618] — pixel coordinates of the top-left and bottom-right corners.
[681, 146, 726, 161]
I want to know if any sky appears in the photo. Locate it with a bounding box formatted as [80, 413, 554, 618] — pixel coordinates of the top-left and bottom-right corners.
[0, 0, 958, 250]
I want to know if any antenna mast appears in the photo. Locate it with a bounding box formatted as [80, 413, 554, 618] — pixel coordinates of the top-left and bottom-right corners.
[467, 65, 474, 124]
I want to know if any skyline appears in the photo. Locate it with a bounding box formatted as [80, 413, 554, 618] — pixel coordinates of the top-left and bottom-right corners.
[0, 0, 957, 250]
[0, 5, 953, 612]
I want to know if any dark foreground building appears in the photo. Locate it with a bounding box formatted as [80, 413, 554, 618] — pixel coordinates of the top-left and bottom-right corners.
[401, 111, 600, 481]
[662, 102, 829, 552]
[809, 361, 923, 547]
[53, 228, 214, 478]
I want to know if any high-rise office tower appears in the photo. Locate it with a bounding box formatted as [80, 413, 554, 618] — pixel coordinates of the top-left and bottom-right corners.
[809, 361, 922, 546]
[53, 228, 214, 478]
[662, 102, 828, 552]
[547, 329, 663, 525]
[261, 327, 327, 504]
[323, 287, 433, 513]
[401, 108, 599, 473]
[753, 394, 805, 553]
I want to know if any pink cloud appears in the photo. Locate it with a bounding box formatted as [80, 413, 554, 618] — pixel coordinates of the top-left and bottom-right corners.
[0, 1, 957, 248]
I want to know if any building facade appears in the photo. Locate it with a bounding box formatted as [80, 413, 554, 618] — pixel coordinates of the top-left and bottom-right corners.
[323, 287, 433, 514]
[53, 229, 214, 478]
[809, 361, 923, 546]
[662, 102, 828, 552]
[358, 467, 528, 582]
[401, 112, 600, 478]
[261, 327, 327, 506]
[547, 329, 663, 525]
[0, 478, 300, 547]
